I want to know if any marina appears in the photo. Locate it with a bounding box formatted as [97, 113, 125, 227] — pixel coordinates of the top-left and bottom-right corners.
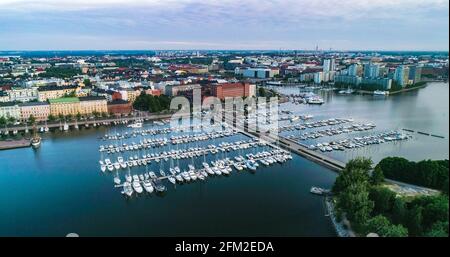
[96, 120, 294, 196]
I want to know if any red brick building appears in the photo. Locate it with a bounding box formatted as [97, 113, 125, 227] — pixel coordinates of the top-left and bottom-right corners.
[210, 83, 256, 100]
[112, 92, 122, 101]
[107, 100, 132, 116]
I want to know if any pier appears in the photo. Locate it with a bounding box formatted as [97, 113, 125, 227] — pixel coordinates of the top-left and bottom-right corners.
[0, 138, 31, 150]
[224, 117, 346, 172]
[402, 128, 445, 139]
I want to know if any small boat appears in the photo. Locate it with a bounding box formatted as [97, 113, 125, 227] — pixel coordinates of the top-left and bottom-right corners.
[310, 187, 330, 195]
[132, 180, 143, 194]
[100, 165, 107, 172]
[114, 177, 121, 185]
[127, 122, 143, 128]
[143, 180, 154, 193]
[168, 176, 176, 185]
[153, 180, 166, 193]
[107, 165, 114, 172]
[123, 182, 133, 196]
[31, 136, 41, 148]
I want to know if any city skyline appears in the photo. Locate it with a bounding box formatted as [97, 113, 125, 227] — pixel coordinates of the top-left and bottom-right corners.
[0, 0, 449, 51]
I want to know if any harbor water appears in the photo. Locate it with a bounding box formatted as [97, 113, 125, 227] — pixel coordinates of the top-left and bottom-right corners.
[0, 123, 337, 236]
[273, 82, 449, 163]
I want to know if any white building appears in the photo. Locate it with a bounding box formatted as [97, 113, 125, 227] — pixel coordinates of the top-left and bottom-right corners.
[241, 68, 279, 79]
[7, 87, 38, 102]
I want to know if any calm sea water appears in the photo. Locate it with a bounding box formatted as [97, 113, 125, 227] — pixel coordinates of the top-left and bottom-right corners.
[0, 123, 337, 236]
[0, 82, 447, 237]
[274, 82, 449, 163]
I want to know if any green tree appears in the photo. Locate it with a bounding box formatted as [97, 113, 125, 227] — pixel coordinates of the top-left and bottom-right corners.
[371, 166, 385, 185]
[424, 221, 448, 237]
[0, 116, 7, 126]
[258, 87, 266, 97]
[58, 113, 65, 121]
[28, 115, 36, 125]
[364, 215, 408, 237]
[333, 168, 371, 194]
[83, 78, 92, 87]
[76, 112, 82, 121]
[406, 206, 423, 236]
[7, 116, 16, 124]
[101, 112, 108, 118]
[369, 187, 397, 215]
[92, 111, 100, 118]
[337, 182, 374, 226]
[48, 114, 56, 122]
[392, 197, 407, 225]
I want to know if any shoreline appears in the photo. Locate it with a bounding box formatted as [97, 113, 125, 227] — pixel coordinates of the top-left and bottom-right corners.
[325, 196, 356, 237]
[357, 82, 429, 95]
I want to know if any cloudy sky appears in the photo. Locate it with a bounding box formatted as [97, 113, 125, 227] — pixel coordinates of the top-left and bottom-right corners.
[0, 0, 448, 50]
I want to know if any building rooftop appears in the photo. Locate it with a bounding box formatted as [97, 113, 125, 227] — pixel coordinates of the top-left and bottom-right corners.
[108, 99, 130, 105]
[79, 96, 107, 101]
[0, 102, 19, 107]
[48, 97, 80, 104]
[19, 101, 50, 107]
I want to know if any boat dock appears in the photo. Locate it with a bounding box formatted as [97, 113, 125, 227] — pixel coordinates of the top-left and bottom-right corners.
[402, 128, 445, 139]
[224, 117, 346, 172]
[0, 139, 31, 150]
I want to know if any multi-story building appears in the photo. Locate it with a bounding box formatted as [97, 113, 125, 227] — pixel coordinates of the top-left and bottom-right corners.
[210, 82, 256, 100]
[107, 100, 133, 116]
[37, 85, 79, 101]
[335, 75, 362, 85]
[314, 72, 323, 84]
[49, 97, 81, 116]
[409, 65, 422, 84]
[348, 64, 360, 76]
[0, 91, 9, 102]
[361, 78, 392, 90]
[165, 84, 201, 97]
[8, 87, 38, 102]
[79, 96, 107, 115]
[363, 63, 380, 79]
[323, 59, 336, 72]
[394, 65, 410, 87]
[241, 68, 279, 79]
[119, 88, 141, 103]
[19, 102, 50, 122]
[0, 102, 21, 120]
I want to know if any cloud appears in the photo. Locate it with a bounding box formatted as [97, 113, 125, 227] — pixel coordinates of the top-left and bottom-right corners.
[0, 0, 448, 50]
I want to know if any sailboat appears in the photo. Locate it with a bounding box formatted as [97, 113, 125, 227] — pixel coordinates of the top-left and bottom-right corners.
[31, 124, 41, 149]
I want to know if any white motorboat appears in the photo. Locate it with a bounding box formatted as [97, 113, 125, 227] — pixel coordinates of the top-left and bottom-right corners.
[107, 165, 114, 172]
[132, 180, 143, 193]
[100, 165, 107, 172]
[143, 180, 154, 193]
[114, 177, 121, 185]
[123, 182, 133, 196]
[168, 176, 176, 184]
[113, 162, 121, 170]
[127, 122, 143, 128]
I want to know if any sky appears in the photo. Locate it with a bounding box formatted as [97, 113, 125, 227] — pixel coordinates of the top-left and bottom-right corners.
[0, 0, 448, 51]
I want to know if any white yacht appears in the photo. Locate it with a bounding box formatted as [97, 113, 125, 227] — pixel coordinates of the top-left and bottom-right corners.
[123, 182, 133, 197]
[168, 176, 176, 185]
[132, 180, 143, 194]
[143, 180, 154, 193]
[127, 122, 143, 128]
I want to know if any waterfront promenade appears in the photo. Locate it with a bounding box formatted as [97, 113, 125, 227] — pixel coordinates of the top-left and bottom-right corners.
[1, 113, 173, 134]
